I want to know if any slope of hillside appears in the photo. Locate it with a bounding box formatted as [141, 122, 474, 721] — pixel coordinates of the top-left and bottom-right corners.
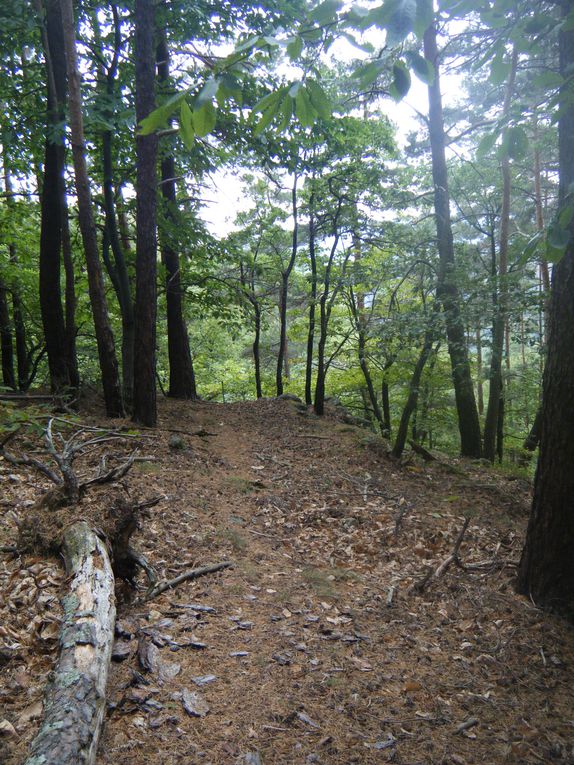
[1, 396, 573, 765]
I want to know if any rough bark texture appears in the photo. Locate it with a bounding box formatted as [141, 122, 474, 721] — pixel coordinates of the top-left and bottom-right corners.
[517, 0, 574, 620]
[133, 0, 158, 426]
[25, 521, 116, 765]
[60, 0, 124, 417]
[37, 0, 71, 393]
[424, 23, 482, 458]
[157, 33, 197, 400]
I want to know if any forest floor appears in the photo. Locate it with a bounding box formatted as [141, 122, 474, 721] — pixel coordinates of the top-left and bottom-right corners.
[1, 395, 574, 765]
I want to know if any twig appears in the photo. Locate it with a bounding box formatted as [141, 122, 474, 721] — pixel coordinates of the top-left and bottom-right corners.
[453, 717, 479, 735]
[144, 560, 233, 601]
[248, 529, 290, 542]
[413, 518, 470, 593]
[81, 449, 139, 489]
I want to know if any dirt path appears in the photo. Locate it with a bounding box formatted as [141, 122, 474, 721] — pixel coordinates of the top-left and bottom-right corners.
[2, 397, 574, 764]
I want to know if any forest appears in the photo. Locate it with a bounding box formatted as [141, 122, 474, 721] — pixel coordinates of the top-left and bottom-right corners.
[1, 0, 574, 762]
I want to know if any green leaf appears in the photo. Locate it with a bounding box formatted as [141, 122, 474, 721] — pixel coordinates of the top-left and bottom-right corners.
[558, 204, 574, 229]
[252, 88, 284, 115]
[254, 105, 278, 136]
[276, 94, 294, 132]
[138, 91, 186, 135]
[306, 79, 332, 119]
[531, 71, 563, 90]
[192, 102, 217, 137]
[546, 220, 571, 262]
[516, 231, 544, 266]
[562, 6, 574, 31]
[489, 53, 511, 86]
[286, 36, 303, 60]
[414, 0, 433, 38]
[310, 0, 343, 25]
[408, 51, 434, 84]
[390, 61, 411, 100]
[352, 59, 386, 86]
[196, 78, 219, 109]
[288, 81, 302, 98]
[506, 125, 529, 160]
[295, 88, 316, 127]
[385, 0, 418, 45]
[476, 130, 498, 159]
[179, 100, 195, 149]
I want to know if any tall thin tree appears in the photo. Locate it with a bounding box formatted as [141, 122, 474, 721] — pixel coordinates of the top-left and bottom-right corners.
[133, 0, 158, 426]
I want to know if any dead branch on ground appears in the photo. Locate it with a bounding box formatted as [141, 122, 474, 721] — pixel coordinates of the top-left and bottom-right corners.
[413, 517, 470, 593]
[143, 560, 233, 602]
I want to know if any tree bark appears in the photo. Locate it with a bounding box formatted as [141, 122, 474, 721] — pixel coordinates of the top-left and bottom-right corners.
[24, 522, 116, 765]
[305, 188, 317, 406]
[424, 23, 482, 458]
[36, 0, 71, 394]
[276, 173, 298, 396]
[157, 32, 197, 400]
[60, 0, 124, 417]
[517, 0, 574, 620]
[0, 274, 15, 389]
[483, 47, 518, 462]
[133, 0, 158, 426]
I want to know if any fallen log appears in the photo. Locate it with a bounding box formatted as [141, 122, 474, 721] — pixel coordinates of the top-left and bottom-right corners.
[25, 521, 116, 765]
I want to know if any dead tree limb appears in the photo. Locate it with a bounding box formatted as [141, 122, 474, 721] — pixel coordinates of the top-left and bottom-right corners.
[144, 560, 233, 601]
[25, 521, 116, 765]
[413, 517, 470, 593]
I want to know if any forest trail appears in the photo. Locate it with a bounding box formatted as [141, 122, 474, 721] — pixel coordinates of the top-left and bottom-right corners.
[1, 397, 574, 765]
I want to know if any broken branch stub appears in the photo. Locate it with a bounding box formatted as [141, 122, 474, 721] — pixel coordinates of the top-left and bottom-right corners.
[25, 521, 116, 765]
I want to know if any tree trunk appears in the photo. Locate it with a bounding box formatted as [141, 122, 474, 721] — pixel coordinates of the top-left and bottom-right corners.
[424, 23, 482, 458]
[132, 0, 158, 426]
[60, 182, 80, 391]
[483, 47, 518, 462]
[94, 5, 135, 409]
[253, 300, 262, 398]
[381, 377, 391, 436]
[157, 33, 198, 400]
[24, 521, 116, 765]
[37, 0, 71, 394]
[517, 0, 574, 620]
[60, 0, 124, 417]
[305, 189, 317, 406]
[392, 318, 436, 458]
[276, 174, 298, 396]
[0, 275, 15, 389]
[476, 322, 483, 415]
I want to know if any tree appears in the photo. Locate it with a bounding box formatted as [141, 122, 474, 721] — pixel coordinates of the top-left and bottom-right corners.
[517, 0, 574, 620]
[132, 0, 158, 426]
[60, 0, 124, 417]
[424, 21, 482, 458]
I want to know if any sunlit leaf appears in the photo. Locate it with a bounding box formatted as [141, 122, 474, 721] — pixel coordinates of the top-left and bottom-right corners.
[390, 61, 411, 100]
[192, 102, 217, 137]
[179, 101, 195, 149]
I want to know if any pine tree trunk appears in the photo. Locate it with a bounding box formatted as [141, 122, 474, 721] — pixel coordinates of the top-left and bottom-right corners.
[0, 275, 15, 389]
[37, 0, 71, 394]
[157, 33, 197, 400]
[132, 0, 158, 426]
[424, 23, 481, 458]
[60, 0, 124, 417]
[517, 0, 574, 620]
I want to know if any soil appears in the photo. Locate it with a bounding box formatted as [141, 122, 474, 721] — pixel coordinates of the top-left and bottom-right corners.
[1, 396, 574, 765]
